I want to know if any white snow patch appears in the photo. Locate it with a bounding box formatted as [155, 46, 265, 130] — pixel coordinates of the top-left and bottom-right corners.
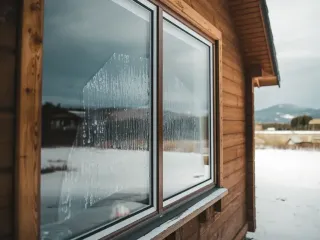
[256, 131, 320, 135]
[248, 149, 320, 240]
[281, 114, 295, 119]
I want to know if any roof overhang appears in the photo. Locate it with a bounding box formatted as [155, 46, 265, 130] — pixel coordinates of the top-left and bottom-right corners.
[228, 0, 281, 88]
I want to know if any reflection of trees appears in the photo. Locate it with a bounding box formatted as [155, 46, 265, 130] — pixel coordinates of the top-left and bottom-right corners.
[42, 102, 207, 151]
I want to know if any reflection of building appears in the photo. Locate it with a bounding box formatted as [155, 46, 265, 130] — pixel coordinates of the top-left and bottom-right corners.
[255, 123, 263, 131]
[50, 111, 83, 130]
[42, 104, 84, 147]
[309, 119, 320, 130]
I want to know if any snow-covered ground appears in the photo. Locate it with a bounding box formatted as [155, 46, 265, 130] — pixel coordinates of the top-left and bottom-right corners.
[247, 149, 320, 240]
[255, 131, 320, 135]
[40, 148, 209, 238]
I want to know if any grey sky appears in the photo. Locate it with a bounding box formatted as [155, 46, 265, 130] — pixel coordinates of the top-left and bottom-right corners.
[255, 0, 320, 110]
[43, 0, 210, 116]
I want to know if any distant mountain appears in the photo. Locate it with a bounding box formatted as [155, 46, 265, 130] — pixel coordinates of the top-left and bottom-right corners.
[255, 104, 320, 123]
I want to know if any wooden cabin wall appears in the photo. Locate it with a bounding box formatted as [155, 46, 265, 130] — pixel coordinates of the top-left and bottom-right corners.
[0, 0, 248, 239]
[165, 0, 248, 239]
[0, 0, 18, 239]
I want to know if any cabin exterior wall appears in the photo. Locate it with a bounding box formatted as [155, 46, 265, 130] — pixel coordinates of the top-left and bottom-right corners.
[0, 0, 251, 239]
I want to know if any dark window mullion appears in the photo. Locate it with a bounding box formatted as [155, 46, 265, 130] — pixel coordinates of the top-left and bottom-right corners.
[156, 7, 164, 213]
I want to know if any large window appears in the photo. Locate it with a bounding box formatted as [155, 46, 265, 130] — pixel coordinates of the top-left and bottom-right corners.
[41, 0, 216, 239]
[163, 13, 213, 204]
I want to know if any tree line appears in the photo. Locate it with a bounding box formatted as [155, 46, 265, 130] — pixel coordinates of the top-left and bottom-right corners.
[257, 115, 313, 131]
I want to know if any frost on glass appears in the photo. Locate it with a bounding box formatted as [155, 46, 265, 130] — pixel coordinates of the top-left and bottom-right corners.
[57, 53, 151, 221]
[41, 53, 151, 239]
[163, 19, 211, 199]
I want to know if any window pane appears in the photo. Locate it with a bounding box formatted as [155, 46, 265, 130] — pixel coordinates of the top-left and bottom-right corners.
[163, 18, 212, 199]
[41, 0, 153, 238]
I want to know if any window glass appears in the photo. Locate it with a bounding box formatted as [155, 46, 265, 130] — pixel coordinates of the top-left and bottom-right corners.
[41, 0, 153, 238]
[163, 18, 212, 200]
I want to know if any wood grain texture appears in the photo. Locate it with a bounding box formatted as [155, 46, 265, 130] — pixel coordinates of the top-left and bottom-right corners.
[15, 0, 43, 239]
[233, 223, 248, 240]
[159, 0, 222, 40]
[9, 0, 254, 239]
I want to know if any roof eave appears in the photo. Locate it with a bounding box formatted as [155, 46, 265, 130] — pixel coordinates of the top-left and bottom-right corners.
[260, 0, 281, 87]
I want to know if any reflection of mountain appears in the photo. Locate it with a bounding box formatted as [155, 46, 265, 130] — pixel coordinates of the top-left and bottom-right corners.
[42, 103, 207, 149]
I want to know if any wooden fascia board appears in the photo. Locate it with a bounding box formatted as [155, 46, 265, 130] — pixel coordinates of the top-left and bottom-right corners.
[157, 0, 222, 40]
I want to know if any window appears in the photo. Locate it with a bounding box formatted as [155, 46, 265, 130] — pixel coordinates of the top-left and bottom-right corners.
[163, 13, 213, 204]
[40, 0, 217, 239]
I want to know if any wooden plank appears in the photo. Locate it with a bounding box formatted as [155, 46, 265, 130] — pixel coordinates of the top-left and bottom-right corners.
[223, 78, 244, 97]
[224, 167, 246, 190]
[223, 133, 245, 149]
[234, 223, 248, 240]
[224, 157, 245, 177]
[15, 1, 44, 239]
[223, 144, 245, 163]
[229, 1, 259, 11]
[223, 146, 237, 163]
[228, 0, 258, 7]
[159, 0, 222, 40]
[211, 206, 246, 240]
[199, 192, 246, 238]
[221, 176, 245, 208]
[232, 6, 260, 16]
[223, 92, 237, 108]
[223, 120, 245, 135]
[223, 106, 245, 121]
[180, 218, 200, 239]
[233, 12, 261, 22]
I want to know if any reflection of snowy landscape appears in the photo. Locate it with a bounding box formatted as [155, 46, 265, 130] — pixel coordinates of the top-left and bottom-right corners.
[41, 148, 209, 238]
[248, 149, 320, 240]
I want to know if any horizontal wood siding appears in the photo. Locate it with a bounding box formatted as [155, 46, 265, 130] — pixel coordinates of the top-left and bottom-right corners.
[165, 0, 247, 239]
[0, 0, 18, 239]
[3, 0, 250, 239]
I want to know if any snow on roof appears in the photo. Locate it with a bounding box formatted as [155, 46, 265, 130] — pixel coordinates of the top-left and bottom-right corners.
[309, 119, 320, 125]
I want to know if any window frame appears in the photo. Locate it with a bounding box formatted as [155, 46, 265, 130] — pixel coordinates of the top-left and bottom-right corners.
[161, 11, 215, 207]
[16, 0, 224, 239]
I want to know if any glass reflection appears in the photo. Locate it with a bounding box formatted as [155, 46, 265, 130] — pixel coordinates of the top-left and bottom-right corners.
[163, 18, 211, 199]
[41, 0, 153, 239]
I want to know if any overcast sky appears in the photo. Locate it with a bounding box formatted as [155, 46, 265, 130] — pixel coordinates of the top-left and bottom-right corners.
[255, 0, 320, 110]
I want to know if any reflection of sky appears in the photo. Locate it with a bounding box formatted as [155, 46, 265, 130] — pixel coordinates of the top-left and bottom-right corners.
[42, 0, 211, 116]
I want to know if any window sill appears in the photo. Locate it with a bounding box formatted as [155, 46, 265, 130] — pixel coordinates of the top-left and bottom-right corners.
[114, 188, 228, 240]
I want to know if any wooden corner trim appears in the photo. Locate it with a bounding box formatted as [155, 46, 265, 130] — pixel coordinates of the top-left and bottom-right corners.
[15, 0, 43, 239]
